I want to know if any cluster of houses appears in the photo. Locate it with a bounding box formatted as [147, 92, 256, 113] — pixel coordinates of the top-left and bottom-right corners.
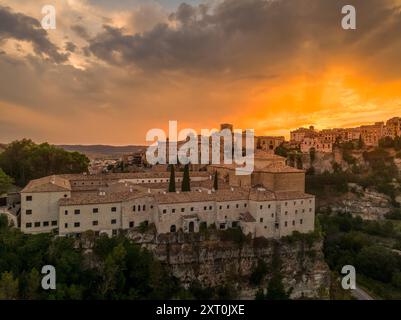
[291, 117, 401, 153]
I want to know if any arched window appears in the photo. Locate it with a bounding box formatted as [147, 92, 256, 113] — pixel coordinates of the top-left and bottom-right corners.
[170, 225, 176, 233]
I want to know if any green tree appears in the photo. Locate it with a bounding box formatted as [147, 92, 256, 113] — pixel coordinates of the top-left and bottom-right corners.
[0, 139, 89, 186]
[309, 148, 316, 164]
[0, 271, 19, 299]
[181, 164, 191, 192]
[213, 171, 218, 190]
[357, 135, 364, 149]
[168, 165, 176, 192]
[0, 168, 13, 194]
[265, 243, 290, 300]
[24, 268, 41, 299]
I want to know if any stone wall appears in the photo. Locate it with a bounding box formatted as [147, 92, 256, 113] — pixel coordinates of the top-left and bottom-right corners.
[129, 231, 330, 299]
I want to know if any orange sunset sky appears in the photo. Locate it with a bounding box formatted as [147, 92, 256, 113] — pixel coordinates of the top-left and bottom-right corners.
[1, 0, 401, 145]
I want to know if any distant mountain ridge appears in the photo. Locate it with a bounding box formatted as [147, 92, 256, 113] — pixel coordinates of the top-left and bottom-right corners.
[58, 144, 146, 159]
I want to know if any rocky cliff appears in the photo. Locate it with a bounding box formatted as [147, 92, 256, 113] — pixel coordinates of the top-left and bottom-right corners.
[129, 231, 331, 299]
[317, 184, 393, 220]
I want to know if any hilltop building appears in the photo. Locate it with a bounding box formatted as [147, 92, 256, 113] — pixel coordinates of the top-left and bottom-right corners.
[20, 152, 314, 239]
[291, 116, 401, 152]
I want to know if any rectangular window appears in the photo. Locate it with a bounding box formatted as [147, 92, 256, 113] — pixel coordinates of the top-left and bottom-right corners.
[172, 208, 176, 213]
[244, 203, 247, 207]
[74, 209, 80, 215]
[43, 221, 49, 227]
[65, 223, 68, 228]
[74, 222, 80, 227]
[292, 220, 295, 226]
[34, 222, 40, 227]
[209, 206, 212, 210]
[259, 205, 263, 210]
[219, 205, 222, 210]
[268, 204, 271, 209]
[133, 205, 136, 212]
[26, 223, 32, 228]
[111, 207, 117, 212]
[129, 221, 134, 228]
[111, 219, 117, 224]
[300, 219, 303, 225]
[226, 205, 230, 209]
[92, 221, 98, 226]
[64, 210, 68, 215]
[163, 209, 167, 214]
[51, 221, 57, 226]
[204, 206, 207, 210]
[112, 230, 118, 236]
[284, 221, 288, 227]
[260, 218, 263, 223]
[181, 208, 185, 212]
[26, 196, 32, 201]
[93, 208, 99, 213]
[236, 204, 239, 208]
[26, 209, 32, 215]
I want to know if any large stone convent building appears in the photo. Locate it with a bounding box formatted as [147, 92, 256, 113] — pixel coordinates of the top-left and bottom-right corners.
[20, 152, 315, 239]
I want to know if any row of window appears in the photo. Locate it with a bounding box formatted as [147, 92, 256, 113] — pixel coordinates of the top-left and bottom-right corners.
[284, 208, 313, 215]
[162, 203, 248, 214]
[25, 221, 57, 228]
[64, 207, 117, 216]
[133, 204, 154, 212]
[284, 219, 303, 227]
[283, 200, 313, 206]
[63, 219, 118, 229]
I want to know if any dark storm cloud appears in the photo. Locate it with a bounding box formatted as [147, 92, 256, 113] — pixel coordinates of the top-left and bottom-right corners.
[71, 24, 91, 40]
[0, 6, 68, 63]
[64, 41, 77, 52]
[86, 0, 401, 76]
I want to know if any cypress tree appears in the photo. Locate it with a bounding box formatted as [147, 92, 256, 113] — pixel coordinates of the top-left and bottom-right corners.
[168, 165, 176, 192]
[181, 164, 191, 192]
[358, 135, 364, 149]
[213, 171, 218, 190]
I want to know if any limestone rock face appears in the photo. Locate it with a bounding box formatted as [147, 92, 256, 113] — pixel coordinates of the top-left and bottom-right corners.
[128, 231, 331, 299]
[318, 184, 392, 220]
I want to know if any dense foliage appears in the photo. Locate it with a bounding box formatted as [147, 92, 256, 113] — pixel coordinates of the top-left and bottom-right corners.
[320, 213, 401, 298]
[0, 139, 89, 187]
[0, 216, 181, 300]
[306, 146, 400, 204]
[0, 169, 13, 195]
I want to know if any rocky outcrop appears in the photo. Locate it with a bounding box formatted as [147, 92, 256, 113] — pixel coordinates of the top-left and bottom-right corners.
[318, 184, 392, 220]
[129, 231, 331, 299]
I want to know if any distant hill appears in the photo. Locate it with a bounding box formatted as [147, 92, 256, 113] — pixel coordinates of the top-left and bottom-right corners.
[58, 145, 147, 159]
